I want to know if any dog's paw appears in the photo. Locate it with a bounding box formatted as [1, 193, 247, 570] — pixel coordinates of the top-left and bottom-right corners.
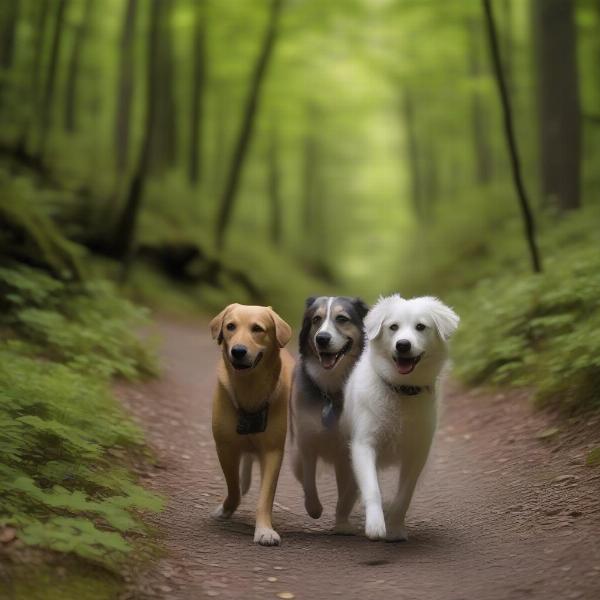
[254, 527, 281, 546]
[333, 520, 355, 535]
[365, 506, 386, 541]
[211, 503, 234, 520]
[304, 496, 323, 519]
[386, 523, 408, 542]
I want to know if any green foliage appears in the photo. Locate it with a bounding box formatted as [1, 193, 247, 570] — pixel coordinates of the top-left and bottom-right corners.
[450, 208, 600, 413]
[0, 262, 161, 569]
[0, 263, 157, 379]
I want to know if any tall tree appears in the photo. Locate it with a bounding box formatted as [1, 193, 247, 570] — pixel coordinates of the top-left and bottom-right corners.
[466, 15, 493, 185]
[402, 87, 424, 220]
[148, 0, 177, 173]
[112, 0, 160, 265]
[188, 0, 206, 186]
[0, 0, 20, 108]
[215, 0, 285, 250]
[267, 124, 282, 247]
[38, 0, 69, 159]
[482, 0, 542, 273]
[532, 0, 581, 210]
[64, 0, 94, 133]
[114, 0, 138, 175]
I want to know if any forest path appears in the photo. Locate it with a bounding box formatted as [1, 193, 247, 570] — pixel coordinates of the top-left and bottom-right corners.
[119, 319, 600, 600]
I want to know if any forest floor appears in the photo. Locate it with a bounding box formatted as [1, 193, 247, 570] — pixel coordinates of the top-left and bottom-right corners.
[118, 319, 600, 600]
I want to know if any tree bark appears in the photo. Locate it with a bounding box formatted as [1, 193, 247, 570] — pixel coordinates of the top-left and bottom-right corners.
[466, 16, 493, 185]
[112, 0, 160, 266]
[0, 0, 20, 110]
[267, 124, 282, 247]
[38, 0, 69, 158]
[188, 1, 206, 186]
[482, 0, 542, 273]
[114, 0, 138, 175]
[402, 88, 423, 220]
[215, 0, 285, 250]
[64, 0, 93, 133]
[531, 0, 581, 211]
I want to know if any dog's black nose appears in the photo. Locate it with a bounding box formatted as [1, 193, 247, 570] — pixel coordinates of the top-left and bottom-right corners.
[315, 332, 332, 348]
[231, 345, 247, 360]
[395, 339, 411, 354]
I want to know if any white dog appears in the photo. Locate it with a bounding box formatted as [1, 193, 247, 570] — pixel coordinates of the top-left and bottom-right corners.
[342, 294, 459, 541]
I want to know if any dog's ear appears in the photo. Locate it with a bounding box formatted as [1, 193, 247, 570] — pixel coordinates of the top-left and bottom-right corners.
[364, 302, 384, 341]
[352, 297, 370, 321]
[268, 307, 292, 348]
[305, 296, 317, 308]
[298, 308, 313, 356]
[424, 297, 460, 340]
[209, 303, 239, 345]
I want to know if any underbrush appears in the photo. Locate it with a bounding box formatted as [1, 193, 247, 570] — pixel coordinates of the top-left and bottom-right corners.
[403, 195, 600, 414]
[0, 263, 162, 571]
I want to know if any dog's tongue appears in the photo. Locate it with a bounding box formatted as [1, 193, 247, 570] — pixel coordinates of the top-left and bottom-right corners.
[320, 353, 338, 370]
[396, 358, 415, 374]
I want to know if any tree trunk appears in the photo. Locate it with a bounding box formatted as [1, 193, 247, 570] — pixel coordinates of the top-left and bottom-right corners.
[0, 0, 20, 106]
[215, 0, 285, 250]
[149, 0, 177, 173]
[267, 124, 282, 247]
[532, 0, 581, 211]
[64, 0, 93, 133]
[114, 0, 137, 175]
[482, 0, 542, 273]
[38, 0, 69, 159]
[112, 0, 160, 266]
[466, 16, 493, 185]
[188, 1, 206, 186]
[302, 123, 319, 233]
[402, 88, 423, 220]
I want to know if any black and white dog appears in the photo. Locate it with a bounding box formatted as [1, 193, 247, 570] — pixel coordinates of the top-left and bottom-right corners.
[290, 296, 369, 532]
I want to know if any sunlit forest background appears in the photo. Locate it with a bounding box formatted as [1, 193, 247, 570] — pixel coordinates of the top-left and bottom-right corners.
[1, 0, 600, 592]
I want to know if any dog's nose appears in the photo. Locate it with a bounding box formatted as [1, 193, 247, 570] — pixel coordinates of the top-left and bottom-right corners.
[395, 339, 411, 354]
[230, 345, 247, 360]
[315, 332, 332, 348]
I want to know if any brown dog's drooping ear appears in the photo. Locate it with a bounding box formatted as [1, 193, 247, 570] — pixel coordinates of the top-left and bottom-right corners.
[209, 303, 240, 345]
[268, 307, 292, 348]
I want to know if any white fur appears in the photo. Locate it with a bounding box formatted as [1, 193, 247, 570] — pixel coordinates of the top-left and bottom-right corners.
[341, 295, 459, 541]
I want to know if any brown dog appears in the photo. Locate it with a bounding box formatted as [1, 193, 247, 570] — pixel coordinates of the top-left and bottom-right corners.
[209, 303, 294, 546]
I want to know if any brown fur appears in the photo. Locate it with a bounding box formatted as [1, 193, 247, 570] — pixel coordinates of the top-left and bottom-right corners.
[209, 303, 294, 546]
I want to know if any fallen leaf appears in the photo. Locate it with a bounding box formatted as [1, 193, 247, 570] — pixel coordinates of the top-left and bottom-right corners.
[267, 577, 278, 582]
[0, 527, 17, 543]
[536, 427, 559, 440]
[586, 447, 600, 467]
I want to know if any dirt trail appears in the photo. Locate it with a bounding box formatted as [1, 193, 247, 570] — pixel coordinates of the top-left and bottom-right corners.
[119, 320, 600, 600]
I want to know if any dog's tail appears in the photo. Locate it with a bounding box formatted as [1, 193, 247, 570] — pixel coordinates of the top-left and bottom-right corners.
[240, 454, 253, 496]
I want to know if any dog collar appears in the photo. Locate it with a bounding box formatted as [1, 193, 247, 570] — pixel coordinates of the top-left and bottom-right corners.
[236, 403, 269, 435]
[383, 381, 431, 396]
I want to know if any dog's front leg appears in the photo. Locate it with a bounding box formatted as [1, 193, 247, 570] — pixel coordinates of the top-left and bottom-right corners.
[351, 441, 385, 540]
[387, 456, 428, 542]
[212, 442, 241, 519]
[333, 455, 357, 534]
[302, 448, 322, 519]
[254, 448, 284, 546]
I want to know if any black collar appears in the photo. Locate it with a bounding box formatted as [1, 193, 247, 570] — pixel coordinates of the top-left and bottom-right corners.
[382, 380, 431, 396]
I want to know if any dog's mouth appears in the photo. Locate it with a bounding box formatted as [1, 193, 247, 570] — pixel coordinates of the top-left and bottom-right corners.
[230, 352, 263, 371]
[393, 353, 423, 375]
[318, 339, 353, 370]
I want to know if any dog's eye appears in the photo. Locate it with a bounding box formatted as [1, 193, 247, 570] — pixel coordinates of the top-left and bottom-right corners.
[226, 323, 236, 331]
[312, 315, 322, 325]
[416, 323, 426, 331]
[389, 324, 399, 331]
[251, 324, 265, 333]
[335, 315, 349, 324]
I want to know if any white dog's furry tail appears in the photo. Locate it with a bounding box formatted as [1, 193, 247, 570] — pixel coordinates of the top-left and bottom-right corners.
[240, 454, 253, 495]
